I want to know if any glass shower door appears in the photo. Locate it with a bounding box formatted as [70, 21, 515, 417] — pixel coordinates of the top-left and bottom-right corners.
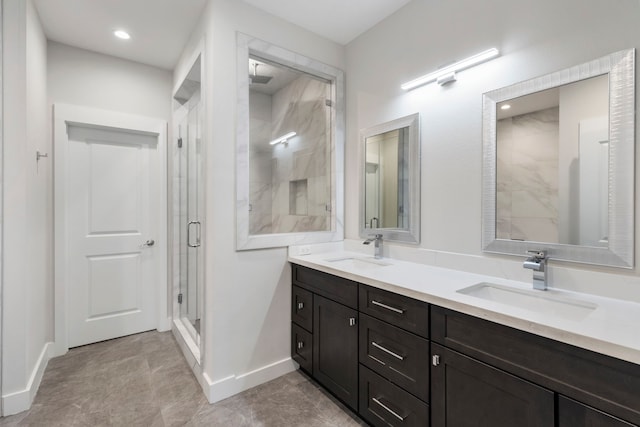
[179, 100, 203, 345]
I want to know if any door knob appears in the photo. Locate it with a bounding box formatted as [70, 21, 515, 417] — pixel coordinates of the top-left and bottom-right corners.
[143, 239, 155, 247]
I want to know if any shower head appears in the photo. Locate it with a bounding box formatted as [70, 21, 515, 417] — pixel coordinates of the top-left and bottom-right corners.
[250, 63, 273, 85]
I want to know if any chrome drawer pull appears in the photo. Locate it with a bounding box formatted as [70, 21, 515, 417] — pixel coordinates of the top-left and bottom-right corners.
[371, 300, 405, 314]
[372, 397, 405, 421]
[372, 341, 405, 361]
[297, 341, 304, 350]
[297, 302, 304, 310]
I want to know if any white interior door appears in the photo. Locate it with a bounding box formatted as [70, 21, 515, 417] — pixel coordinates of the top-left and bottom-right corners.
[64, 122, 160, 348]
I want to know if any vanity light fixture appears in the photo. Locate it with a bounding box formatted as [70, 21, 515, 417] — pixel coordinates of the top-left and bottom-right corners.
[113, 30, 131, 40]
[401, 48, 500, 90]
[269, 131, 296, 145]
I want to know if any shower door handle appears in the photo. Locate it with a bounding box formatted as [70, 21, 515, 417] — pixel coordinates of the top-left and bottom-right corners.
[188, 221, 201, 248]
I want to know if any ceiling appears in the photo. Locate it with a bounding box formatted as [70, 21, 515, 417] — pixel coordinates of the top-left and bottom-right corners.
[33, 0, 208, 70]
[33, 0, 410, 70]
[241, 0, 412, 45]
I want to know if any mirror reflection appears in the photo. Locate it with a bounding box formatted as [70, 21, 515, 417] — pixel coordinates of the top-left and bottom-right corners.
[483, 48, 635, 268]
[248, 56, 332, 235]
[495, 75, 609, 247]
[365, 127, 409, 229]
[360, 113, 420, 244]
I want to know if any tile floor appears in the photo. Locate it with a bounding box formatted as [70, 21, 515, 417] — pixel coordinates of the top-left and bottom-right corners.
[0, 331, 366, 426]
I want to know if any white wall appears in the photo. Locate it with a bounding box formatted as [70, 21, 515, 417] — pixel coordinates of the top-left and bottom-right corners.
[48, 41, 172, 119]
[345, 0, 640, 301]
[2, 0, 52, 415]
[173, 0, 345, 402]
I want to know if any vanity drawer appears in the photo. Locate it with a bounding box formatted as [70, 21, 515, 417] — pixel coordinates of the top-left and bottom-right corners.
[292, 286, 313, 332]
[432, 306, 640, 425]
[291, 322, 312, 373]
[359, 284, 429, 338]
[359, 314, 429, 402]
[359, 365, 429, 427]
[292, 264, 358, 309]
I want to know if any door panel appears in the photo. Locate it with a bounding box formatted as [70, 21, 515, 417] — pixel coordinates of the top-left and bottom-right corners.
[313, 295, 358, 409]
[66, 124, 158, 348]
[87, 253, 140, 318]
[431, 343, 554, 427]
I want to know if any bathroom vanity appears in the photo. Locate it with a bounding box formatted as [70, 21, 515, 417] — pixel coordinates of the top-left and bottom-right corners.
[289, 255, 640, 427]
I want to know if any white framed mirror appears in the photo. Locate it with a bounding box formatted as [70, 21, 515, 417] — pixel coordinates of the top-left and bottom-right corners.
[360, 113, 420, 243]
[482, 49, 635, 268]
[236, 33, 345, 250]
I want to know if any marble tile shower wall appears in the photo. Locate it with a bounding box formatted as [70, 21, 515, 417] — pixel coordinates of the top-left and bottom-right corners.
[249, 76, 331, 234]
[496, 107, 560, 242]
[249, 92, 274, 234]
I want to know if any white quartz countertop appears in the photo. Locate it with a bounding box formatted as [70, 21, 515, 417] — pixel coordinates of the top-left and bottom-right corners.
[288, 250, 640, 365]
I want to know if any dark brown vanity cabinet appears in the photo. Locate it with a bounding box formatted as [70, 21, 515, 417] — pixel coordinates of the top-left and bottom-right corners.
[431, 306, 640, 427]
[291, 265, 359, 410]
[292, 264, 640, 427]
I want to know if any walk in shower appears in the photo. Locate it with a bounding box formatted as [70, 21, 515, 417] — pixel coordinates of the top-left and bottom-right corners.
[172, 55, 204, 358]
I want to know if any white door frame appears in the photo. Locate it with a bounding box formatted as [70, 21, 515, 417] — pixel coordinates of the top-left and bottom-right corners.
[53, 103, 170, 356]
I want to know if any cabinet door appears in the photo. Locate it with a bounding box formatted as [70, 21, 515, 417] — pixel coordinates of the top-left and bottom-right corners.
[292, 285, 313, 332]
[313, 295, 358, 410]
[291, 322, 313, 373]
[559, 396, 637, 427]
[431, 344, 554, 427]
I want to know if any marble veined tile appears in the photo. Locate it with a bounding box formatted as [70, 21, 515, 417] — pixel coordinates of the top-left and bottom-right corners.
[0, 332, 367, 426]
[511, 189, 558, 219]
[496, 217, 512, 240]
[511, 217, 559, 243]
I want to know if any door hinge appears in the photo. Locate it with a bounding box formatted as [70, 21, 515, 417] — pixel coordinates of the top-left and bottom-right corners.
[178, 293, 183, 304]
[178, 137, 183, 148]
[432, 354, 441, 366]
[325, 99, 332, 107]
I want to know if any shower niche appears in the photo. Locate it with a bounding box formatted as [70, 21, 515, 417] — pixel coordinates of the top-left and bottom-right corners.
[172, 52, 204, 360]
[236, 33, 345, 250]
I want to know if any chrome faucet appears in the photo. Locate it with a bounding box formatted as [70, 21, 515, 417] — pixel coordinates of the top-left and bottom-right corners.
[363, 234, 383, 259]
[523, 250, 548, 291]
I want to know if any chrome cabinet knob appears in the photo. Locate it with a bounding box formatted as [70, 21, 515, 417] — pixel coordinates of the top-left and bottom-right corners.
[143, 239, 155, 247]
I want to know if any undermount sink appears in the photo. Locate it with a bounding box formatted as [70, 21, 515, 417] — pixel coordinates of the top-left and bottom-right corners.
[324, 256, 393, 269]
[457, 282, 598, 320]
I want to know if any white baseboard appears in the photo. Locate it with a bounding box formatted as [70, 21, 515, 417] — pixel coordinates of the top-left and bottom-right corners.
[2, 342, 54, 416]
[204, 358, 296, 404]
[158, 316, 172, 332]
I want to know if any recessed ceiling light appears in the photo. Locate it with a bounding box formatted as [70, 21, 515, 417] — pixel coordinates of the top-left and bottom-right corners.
[500, 104, 511, 110]
[114, 30, 131, 40]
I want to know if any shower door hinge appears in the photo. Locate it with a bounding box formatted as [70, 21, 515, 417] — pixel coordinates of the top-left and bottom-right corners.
[177, 137, 183, 148]
[325, 99, 332, 107]
[178, 293, 183, 304]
